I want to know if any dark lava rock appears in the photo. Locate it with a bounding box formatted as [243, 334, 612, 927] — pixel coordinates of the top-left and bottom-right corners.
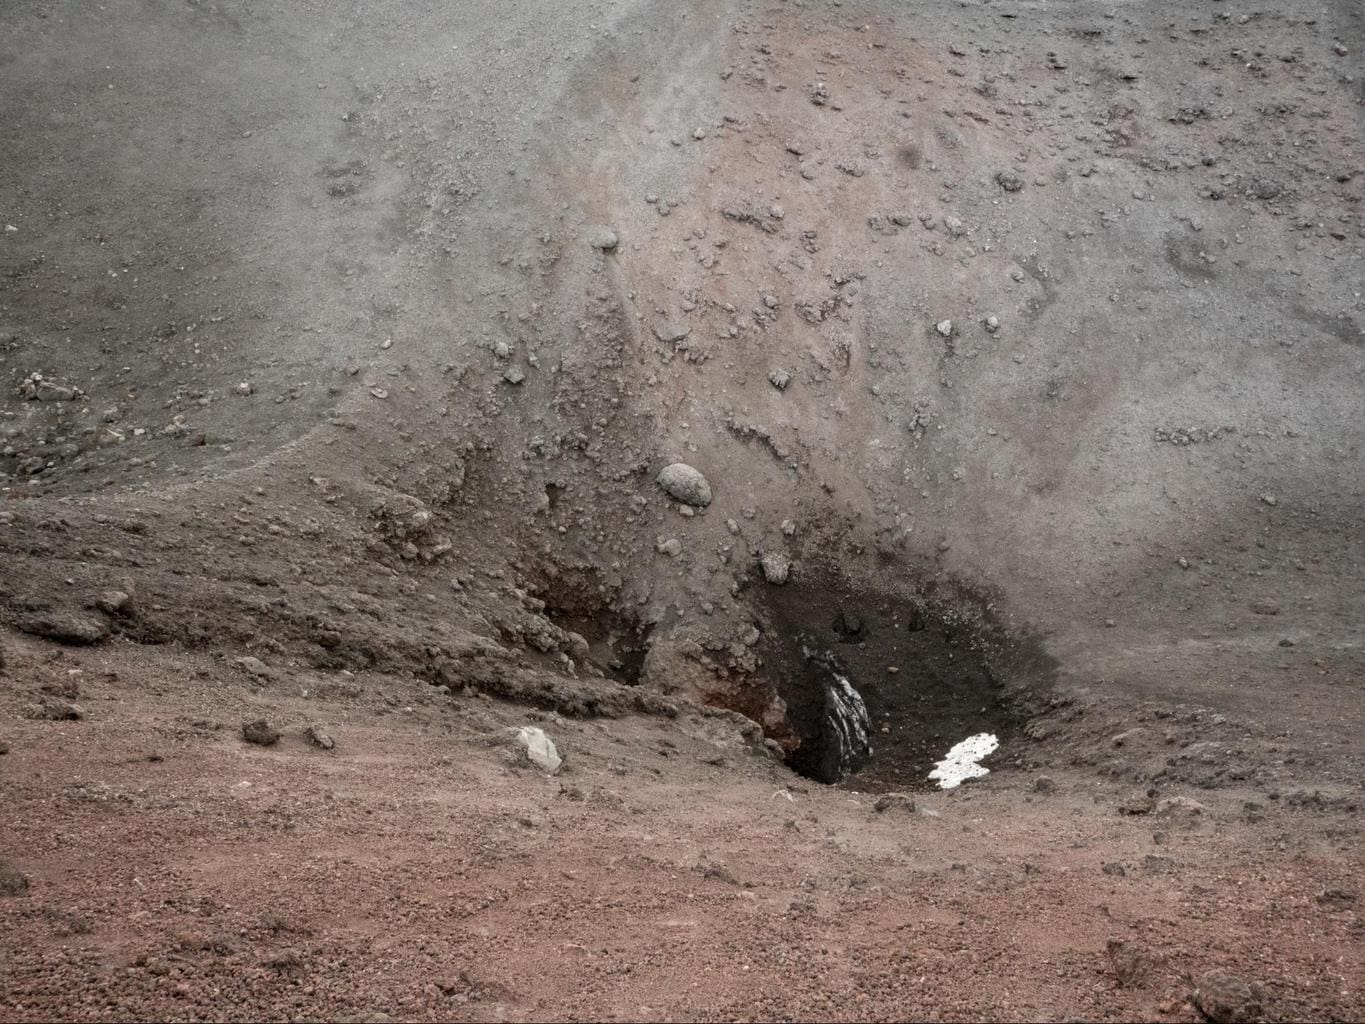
[241, 719, 281, 746]
[304, 724, 335, 750]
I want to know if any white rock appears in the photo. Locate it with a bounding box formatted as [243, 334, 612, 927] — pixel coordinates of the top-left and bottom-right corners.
[929, 732, 998, 789]
[515, 726, 562, 772]
[935, 319, 953, 337]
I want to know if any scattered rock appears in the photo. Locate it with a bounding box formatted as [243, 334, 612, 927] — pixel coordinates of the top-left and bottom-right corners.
[26, 700, 82, 721]
[653, 319, 691, 344]
[93, 590, 133, 616]
[768, 368, 791, 391]
[656, 537, 682, 557]
[514, 726, 562, 772]
[502, 365, 525, 385]
[0, 860, 29, 896]
[1118, 794, 1156, 816]
[17, 612, 109, 646]
[1033, 776, 1057, 795]
[1102, 862, 1127, 877]
[984, 315, 1001, 333]
[241, 720, 281, 747]
[586, 225, 618, 250]
[18, 373, 82, 402]
[760, 553, 791, 585]
[702, 862, 740, 885]
[232, 656, 275, 680]
[304, 724, 335, 750]
[1192, 971, 1265, 1024]
[995, 168, 1025, 192]
[1250, 599, 1280, 616]
[873, 793, 916, 813]
[935, 319, 954, 337]
[656, 463, 712, 507]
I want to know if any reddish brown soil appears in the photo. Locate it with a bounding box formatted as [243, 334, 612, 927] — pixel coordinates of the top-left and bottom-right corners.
[1, 637, 1360, 1022]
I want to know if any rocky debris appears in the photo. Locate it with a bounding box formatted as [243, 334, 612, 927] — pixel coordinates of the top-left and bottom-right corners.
[368, 492, 454, 562]
[93, 590, 133, 616]
[1250, 599, 1280, 616]
[653, 318, 691, 344]
[26, 700, 82, 721]
[760, 553, 791, 585]
[232, 656, 276, 680]
[17, 612, 109, 646]
[304, 724, 335, 750]
[935, 319, 954, 338]
[984, 315, 1001, 334]
[0, 860, 29, 896]
[702, 861, 740, 885]
[768, 368, 791, 391]
[235, 381, 253, 396]
[1192, 972, 1265, 1024]
[1106, 939, 1154, 987]
[656, 537, 682, 557]
[0, 739, 9, 755]
[995, 169, 1024, 192]
[514, 726, 562, 772]
[873, 793, 916, 813]
[656, 463, 712, 507]
[586, 225, 618, 250]
[241, 720, 281, 746]
[18, 372, 82, 402]
[1118, 794, 1156, 816]
[502, 365, 525, 385]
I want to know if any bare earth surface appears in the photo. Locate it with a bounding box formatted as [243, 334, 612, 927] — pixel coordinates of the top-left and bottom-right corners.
[1, 0, 1362, 1020]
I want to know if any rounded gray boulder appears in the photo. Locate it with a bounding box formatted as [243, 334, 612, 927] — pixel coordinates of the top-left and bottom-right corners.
[656, 463, 712, 507]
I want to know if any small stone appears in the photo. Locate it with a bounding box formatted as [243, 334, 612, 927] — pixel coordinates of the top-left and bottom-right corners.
[1259, 493, 1278, 507]
[1118, 795, 1156, 816]
[890, 212, 914, 227]
[17, 612, 109, 646]
[304, 724, 335, 750]
[1177, 556, 1191, 570]
[1251, 598, 1280, 616]
[514, 726, 562, 772]
[657, 537, 683, 557]
[692, 127, 707, 140]
[768, 368, 791, 391]
[241, 720, 281, 747]
[493, 340, 512, 359]
[1192, 972, 1265, 1024]
[760, 553, 791, 585]
[984, 315, 1001, 333]
[94, 590, 132, 615]
[586, 226, 618, 250]
[995, 169, 1025, 192]
[944, 215, 966, 237]
[502, 366, 526, 385]
[873, 793, 915, 813]
[653, 319, 691, 344]
[935, 319, 953, 337]
[780, 519, 797, 536]
[369, 387, 389, 400]
[656, 463, 712, 507]
[0, 860, 29, 896]
[236, 382, 253, 396]
[27, 700, 82, 721]
[232, 656, 275, 680]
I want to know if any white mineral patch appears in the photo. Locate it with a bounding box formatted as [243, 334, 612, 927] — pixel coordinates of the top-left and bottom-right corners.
[929, 732, 999, 789]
